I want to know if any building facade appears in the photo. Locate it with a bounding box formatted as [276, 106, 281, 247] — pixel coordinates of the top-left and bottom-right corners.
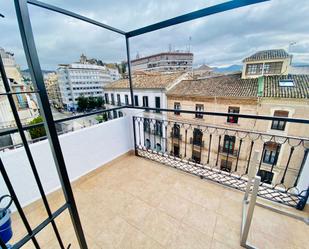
[131, 52, 193, 72]
[45, 72, 63, 109]
[0, 47, 39, 147]
[57, 61, 112, 111]
[104, 71, 191, 151]
[242, 49, 292, 79]
[166, 73, 308, 187]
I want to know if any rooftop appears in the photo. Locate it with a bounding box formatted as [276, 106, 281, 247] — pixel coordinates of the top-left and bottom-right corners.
[167, 73, 258, 98]
[243, 49, 290, 62]
[104, 71, 187, 90]
[167, 73, 309, 99]
[263, 74, 309, 99]
[10, 154, 309, 249]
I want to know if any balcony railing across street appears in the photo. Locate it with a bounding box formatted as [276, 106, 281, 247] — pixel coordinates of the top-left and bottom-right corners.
[133, 115, 309, 209]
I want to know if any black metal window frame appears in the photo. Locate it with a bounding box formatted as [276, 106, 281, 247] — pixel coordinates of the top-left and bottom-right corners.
[227, 106, 240, 123]
[195, 104, 204, 119]
[271, 110, 289, 131]
[174, 102, 181, 115]
[2, 0, 301, 248]
[116, 93, 121, 106]
[124, 94, 129, 105]
[155, 96, 161, 113]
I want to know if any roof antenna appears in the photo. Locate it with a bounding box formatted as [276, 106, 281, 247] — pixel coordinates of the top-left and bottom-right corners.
[168, 44, 172, 52]
[188, 36, 192, 52]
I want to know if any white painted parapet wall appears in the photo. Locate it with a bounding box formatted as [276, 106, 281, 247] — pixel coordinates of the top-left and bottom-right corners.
[0, 116, 134, 209]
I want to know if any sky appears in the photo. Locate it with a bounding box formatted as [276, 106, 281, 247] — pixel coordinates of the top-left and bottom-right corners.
[1, 0, 309, 70]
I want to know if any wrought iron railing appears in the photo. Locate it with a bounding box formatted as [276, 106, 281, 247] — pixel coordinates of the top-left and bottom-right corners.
[133, 116, 309, 210]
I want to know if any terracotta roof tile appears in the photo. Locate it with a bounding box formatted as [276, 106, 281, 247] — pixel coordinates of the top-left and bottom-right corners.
[104, 71, 185, 89]
[243, 49, 290, 62]
[263, 74, 309, 99]
[167, 74, 258, 98]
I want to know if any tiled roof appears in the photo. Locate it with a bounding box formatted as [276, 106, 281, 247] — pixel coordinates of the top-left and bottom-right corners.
[243, 49, 290, 62]
[167, 74, 258, 98]
[104, 71, 185, 89]
[263, 74, 309, 99]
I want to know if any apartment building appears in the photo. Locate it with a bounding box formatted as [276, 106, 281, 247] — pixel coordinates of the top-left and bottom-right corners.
[131, 51, 193, 72]
[242, 49, 292, 79]
[166, 73, 308, 186]
[45, 72, 63, 109]
[0, 47, 38, 147]
[104, 71, 190, 151]
[57, 60, 112, 111]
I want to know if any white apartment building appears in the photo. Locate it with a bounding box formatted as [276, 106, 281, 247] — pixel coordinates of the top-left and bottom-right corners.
[131, 51, 193, 72]
[104, 71, 190, 152]
[57, 63, 112, 111]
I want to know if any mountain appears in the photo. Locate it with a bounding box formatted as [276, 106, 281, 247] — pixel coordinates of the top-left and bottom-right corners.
[212, 64, 242, 73]
[22, 69, 55, 74]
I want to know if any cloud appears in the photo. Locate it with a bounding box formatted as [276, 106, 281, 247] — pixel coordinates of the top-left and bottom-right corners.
[0, 0, 308, 70]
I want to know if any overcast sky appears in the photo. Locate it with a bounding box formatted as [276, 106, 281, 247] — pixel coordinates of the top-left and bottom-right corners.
[1, 0, 309, 70]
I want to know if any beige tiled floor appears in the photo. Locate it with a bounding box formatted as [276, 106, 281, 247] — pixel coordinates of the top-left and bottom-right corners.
[10, 154, 309, 249]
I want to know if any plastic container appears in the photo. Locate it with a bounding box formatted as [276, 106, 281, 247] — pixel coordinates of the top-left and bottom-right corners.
[0, 209, 12, 244]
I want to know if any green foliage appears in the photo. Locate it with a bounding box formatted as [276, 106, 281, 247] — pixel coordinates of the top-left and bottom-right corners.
[29, 116, 46, 140]
[77, 96, 105, 111]
[95, 113, 108, 123]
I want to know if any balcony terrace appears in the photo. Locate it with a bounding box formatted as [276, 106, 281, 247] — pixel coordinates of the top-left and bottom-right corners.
[9, 153, 309, 249]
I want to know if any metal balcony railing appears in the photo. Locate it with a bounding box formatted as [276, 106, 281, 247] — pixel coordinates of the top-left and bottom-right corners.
[133, 115, 309, 211]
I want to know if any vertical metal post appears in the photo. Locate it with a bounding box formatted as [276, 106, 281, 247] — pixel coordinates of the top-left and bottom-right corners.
[14, 1, 88, 248]
[125, 35, 138, 156]
[125, 36, 134, 107]
[0, 54, 64, 249]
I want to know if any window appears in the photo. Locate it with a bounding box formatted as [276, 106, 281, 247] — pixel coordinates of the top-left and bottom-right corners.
[192, 128, 203, 146]
[223, 135, 236, 154]
[125, 94, 129, 105]
[174, 102, 181, 115]
[155, 120, 162, 136]
[142, 96, 149, 111]
[155, 97, 160, 113]
[246, 63, 263, 75]
[111, 93, 115, 105]
[263, 142, 280, 165]
[155, 143, 161, 152]
[271, 110, 288, 131]
[257, 169, 274, 184]
[145, 139, 151, 149]
[113, 110, 117, 119]
[227, 106, 240, 123]
[173, 144, 180, 157]
[116, 94, 121, 106]
[263, 62, 283, 74]
[220, 159, 232, 172]
[118, 111, 123, 117]
[172, 124, 181, 139]
[192, 150, 201, 164]
[195, 104, 204, 118]
[144, 118, 150, 132]
[134, 95, 139, 106]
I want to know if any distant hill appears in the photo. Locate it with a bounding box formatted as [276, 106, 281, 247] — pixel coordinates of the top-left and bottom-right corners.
[212, 64, 242, 73]
[22, 69, 55, 74]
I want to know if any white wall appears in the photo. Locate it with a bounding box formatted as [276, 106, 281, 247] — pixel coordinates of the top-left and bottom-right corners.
[0, 116, 134, 209]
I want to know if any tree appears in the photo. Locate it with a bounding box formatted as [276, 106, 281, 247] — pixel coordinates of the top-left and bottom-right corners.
[77, 96, 88, 111]
[88, 96, 97, 109]
[96, 96, 104, 108]
[29, 116, 46, 140]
